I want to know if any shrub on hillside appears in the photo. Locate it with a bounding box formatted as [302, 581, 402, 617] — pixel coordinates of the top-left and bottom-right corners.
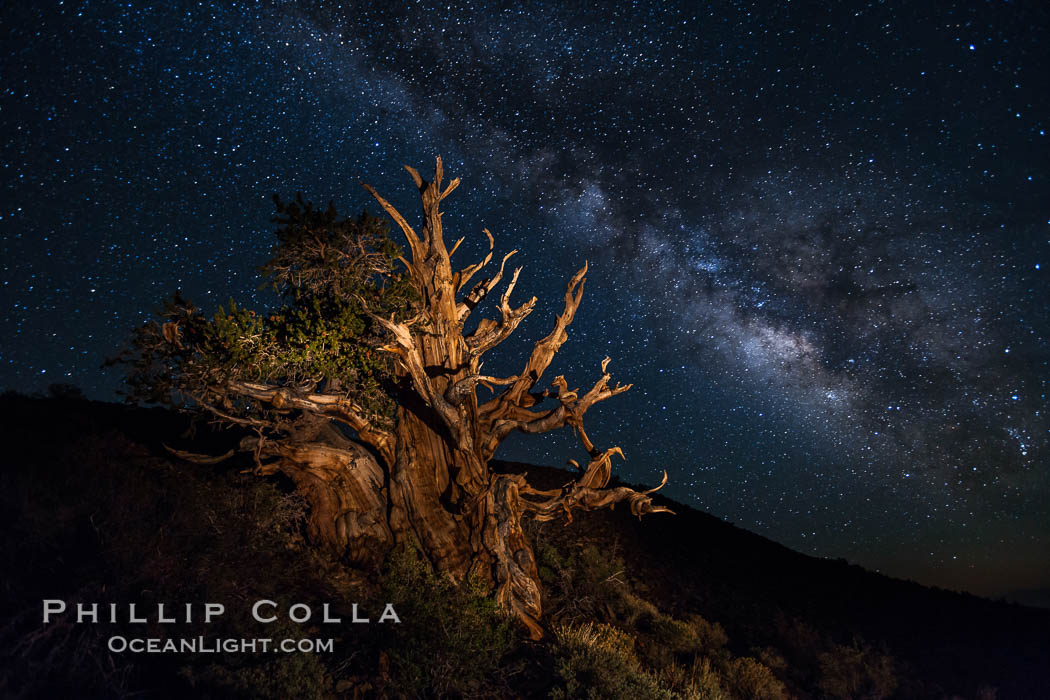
[550, 622, 672, 699]
[817, 639, 898, 700]
[369, 544, 517, 696]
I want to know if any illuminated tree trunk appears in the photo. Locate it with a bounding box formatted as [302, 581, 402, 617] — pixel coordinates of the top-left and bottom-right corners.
[215, 159, 671, 638]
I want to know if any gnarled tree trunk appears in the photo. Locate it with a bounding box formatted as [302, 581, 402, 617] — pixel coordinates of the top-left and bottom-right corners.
[202, 159, 672, 638]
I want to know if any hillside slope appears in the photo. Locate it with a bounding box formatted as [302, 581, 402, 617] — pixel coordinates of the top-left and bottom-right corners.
[504, 461, 1050, 698]
[0, 394, 1046, 698]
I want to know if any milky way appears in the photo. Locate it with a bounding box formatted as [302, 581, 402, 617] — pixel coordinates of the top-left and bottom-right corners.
[2, 1, 1047, 596]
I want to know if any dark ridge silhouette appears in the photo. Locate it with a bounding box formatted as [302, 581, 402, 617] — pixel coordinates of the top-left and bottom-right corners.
[497, 460, 1050, 697]
[1, 392, 1047, 698]
[1004, 587, 1050, 610]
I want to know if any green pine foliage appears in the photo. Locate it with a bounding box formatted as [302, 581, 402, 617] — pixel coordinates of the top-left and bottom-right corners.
[117, 196, 415, 425]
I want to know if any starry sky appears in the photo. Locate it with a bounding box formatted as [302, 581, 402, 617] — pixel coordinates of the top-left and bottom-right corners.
[2, 1, 1048, 598]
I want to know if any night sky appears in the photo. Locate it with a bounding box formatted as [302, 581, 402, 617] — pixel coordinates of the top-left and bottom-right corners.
[3, 1, 1048, 598]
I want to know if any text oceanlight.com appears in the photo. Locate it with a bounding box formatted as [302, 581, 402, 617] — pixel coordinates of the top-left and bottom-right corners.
[107, 636, 335, 654]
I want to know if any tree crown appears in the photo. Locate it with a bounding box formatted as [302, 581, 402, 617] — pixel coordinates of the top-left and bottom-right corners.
[119, 196, 414, 426]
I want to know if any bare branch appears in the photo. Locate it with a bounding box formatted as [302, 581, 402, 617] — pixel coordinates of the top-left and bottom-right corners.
[227, 381, 396, 466]
[574, 358, 633, 416]
[361, 182, 424, 265]
[194, 396, 276, 430]
[403, 164, 425, 191]
[490, 404, 569, 447]
[445, 373, 518, 407]
[417, 157, 447, 250]
[448, 236, 465, 258]
[440, 177, 460, 201]
[644, 470, 670, 495]
[525, 484, 675, 521]
[464, 267, 538, 354]
[455, 229, 495, 295]
[482, 356, 631, 462]
[164, 446, 236, 464]
[458, 251, 525, 326]
[518, 453, 674, 523]
[482, 262, 588, 419]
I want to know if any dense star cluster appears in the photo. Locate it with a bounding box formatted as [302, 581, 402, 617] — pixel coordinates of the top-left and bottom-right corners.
[2, 1, 1047, 597]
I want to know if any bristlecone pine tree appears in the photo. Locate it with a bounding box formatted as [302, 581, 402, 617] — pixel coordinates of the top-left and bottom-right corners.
[122, 158, 671, 637]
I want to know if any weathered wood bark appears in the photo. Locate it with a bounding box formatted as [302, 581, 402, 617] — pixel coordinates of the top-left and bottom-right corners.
[264, 440, 392, 568]
[179, 159, 672, 638]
